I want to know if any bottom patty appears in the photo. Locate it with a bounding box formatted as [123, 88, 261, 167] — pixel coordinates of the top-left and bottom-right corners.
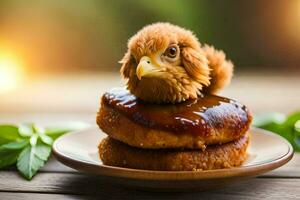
[98, 135, 249, 171]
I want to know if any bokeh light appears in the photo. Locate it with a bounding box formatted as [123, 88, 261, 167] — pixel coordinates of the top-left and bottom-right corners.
[0, 52, 24, 93]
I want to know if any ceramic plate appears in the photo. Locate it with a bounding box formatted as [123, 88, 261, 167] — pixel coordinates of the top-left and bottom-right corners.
[53, 127, 293, 191]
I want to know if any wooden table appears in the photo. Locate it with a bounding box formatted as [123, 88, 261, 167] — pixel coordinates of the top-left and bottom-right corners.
[0, 73, 299, 199]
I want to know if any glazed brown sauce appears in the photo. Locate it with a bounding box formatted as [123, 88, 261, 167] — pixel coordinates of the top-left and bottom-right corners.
[102, 88, 250, 136]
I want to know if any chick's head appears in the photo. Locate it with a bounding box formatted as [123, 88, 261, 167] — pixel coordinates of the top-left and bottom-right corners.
[120, 23, 210, 103]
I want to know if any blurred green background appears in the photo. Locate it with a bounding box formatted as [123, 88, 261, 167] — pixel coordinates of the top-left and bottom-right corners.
[1, 0, 300, 74]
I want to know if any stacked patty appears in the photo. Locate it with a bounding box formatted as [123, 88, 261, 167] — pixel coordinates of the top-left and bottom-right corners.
[97, 88, 252, 171]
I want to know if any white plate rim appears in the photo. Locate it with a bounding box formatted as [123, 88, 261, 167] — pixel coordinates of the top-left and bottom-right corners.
[53, 127, 294, 181]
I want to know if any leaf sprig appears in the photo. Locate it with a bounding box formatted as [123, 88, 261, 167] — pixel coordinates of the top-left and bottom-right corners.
[0, 123, 88, 180]
[254, 111, 300, 152]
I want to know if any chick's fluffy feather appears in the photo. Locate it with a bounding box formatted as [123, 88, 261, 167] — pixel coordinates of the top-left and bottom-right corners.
[120, 23, 233, 103]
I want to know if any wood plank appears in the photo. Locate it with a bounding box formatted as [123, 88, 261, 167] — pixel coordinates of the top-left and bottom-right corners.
[0, 189, 297, 200]
[0, 73, 299, 113]
[262, 153, 300, 177]
[0, 192, 84, 200]
[0, 172, 299, 199]
[0, 113, 93, 127]
[40, 156, 75, 172]
[2, 157, 74, 173]
[221, 75, 300, 114]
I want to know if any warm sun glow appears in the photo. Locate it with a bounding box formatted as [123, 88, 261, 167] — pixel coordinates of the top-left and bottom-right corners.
[0, 53, 23, 93]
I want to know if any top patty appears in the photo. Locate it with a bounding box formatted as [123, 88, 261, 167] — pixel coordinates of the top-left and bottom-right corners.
[97, 88, 252, 149]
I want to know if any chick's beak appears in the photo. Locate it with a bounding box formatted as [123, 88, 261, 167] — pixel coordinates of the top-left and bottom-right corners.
[136, 56, 161, 80]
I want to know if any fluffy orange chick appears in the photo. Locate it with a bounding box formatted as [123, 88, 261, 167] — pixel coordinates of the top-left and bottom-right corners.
[120, 22, 233, 103]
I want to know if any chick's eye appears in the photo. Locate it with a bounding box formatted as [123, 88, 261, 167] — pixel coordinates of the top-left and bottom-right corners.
[165, 45, 178, 58]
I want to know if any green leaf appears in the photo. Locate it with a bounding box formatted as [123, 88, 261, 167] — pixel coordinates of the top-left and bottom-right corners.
[0, 140, 29, 152]
[30, 135, 38, 146]
[278, 126, 295, 146]
[284, 112, 300, 127]
[0, 150, 20, 169]
[45, 122, 90, 140]
[34, 144, 52, 161]
[33, 124, 45, 135]
[294, 134, 300, 151]
[18, 123, 34, 137]
[0, 140, 27, 169]
[0, 125, 20, 144]
[17, 143, 51, 180]
[254, 111, 300, 152]
[295, 120, 300, 133]
[293, 122, 300, 151]
[0, 121, 88, 180]
[38, 133, 53, 146]
[44, 128, 70, 140]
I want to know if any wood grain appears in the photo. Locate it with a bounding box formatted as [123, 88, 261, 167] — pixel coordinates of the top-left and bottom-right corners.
[263, 153, 300, 178]
[0, 73, 299, 114]
[0, 189, 298, 200]
[0, 172, 299, 199]
[0, 192, 84, 200]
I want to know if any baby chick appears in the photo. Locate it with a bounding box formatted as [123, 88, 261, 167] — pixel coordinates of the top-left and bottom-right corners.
[120, 22, 233, 103]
